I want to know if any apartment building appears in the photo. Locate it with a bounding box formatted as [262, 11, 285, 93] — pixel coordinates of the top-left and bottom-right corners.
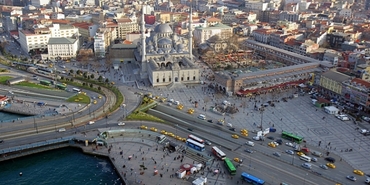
[342, 78, 370, 108]
[319, 70, 350, 98]
[245, 0, 269, 11]
[193, 23, 233, 45]
[19, 24, 79, 53]
[47, 37, 79, 60]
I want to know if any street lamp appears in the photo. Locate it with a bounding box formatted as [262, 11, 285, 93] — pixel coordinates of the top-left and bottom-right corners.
[260, 107, 265, 131]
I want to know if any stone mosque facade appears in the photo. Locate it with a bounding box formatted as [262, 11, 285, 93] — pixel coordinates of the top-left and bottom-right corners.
[134, 7, 200, 87]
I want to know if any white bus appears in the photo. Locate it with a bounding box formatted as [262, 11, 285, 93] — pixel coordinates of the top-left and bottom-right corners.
[188, 134, 204, 144]
[299, 155, 311, 162]
[212, 146, 226, 160]
[72, 88, 81, 93]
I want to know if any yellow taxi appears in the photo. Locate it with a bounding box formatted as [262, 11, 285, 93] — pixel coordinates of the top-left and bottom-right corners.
[233, 158, 242, 163]
[231, 134, 239, 139]
[140, 125, 147, 130]
[296, 152, 304, 156]
[181, 138, 186, 142]
[353, 169, 364, 176]
[111, 82, 115, 85]
[160, 130, 167, 135]
[62, 83, 67, 86]
[167, 132, 175, 137]
[176, 136, 182, 140]
[93, 100, 97, 104]
[187, 108, 194, 114]
[326, 163, 336, 169]
[241, 129, 248, 133]
[160, 98, 167, 102]
[177, 104, 184, 110]
[150, 127, 157, 132]
[241, 132, 248, 137]
[268, 142, 276, 148]
[98, 96, 102, 99]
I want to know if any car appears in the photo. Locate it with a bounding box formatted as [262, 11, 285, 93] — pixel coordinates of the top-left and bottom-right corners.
[346, 175, 356, 181]
[273, 152, 281, 157]
[286, 142, 294, 147]
[319, 164, 328, 170]
[325, 157, 336, 163]
[150, 127, 157, 132]
[297, 152, 305, 156]
[233, 158, 242, 163]
[231, 134, 239, 139]
[336, 114, 350, 121]
[326, 163, 336, 169]
[275, 139, 283, 145]
[268, 142, 276, 148]
[160, 130, 167, 134]
[187, 128, 193, 132]
[205, 140, 212, 145]
[301, 163, 312, 169]
[365, 178, 370, 183]
[273, 141, 279, 146]
[353, 169, 364, 176]
[198, 114, 206, 120]
[229, 128, 236, 132]
[58, 128, 66, 132]
[0, 139, 3, 143]
[140, 125, 148, 130]
[118, 122, 125, 126]
[285, 150, 294, 155]
[245, 149, 253, 153]
[267, 136, 274, 140]
[88, 121, 95, 125]
[207, 119, 213, 123]
[311, 157, 318, 162]
[241, 132, 248, 136]
[167, 132, 175, 137]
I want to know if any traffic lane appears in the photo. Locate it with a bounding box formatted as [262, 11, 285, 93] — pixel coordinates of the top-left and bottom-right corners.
[237, 149, 334, 184]
[247, 142, 364, 184]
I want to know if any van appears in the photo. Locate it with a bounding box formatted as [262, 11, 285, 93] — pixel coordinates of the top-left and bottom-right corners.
[58, 128, 66, 132]
[246, 141, 255, 147]
[300, 155, 311, 162]
[198, 114, 206, 120]
[311, 151, 323, 157]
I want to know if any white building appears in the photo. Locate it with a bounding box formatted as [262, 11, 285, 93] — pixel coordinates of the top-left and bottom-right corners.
[31, 0, 51, 7]
[94, 33, 105, 58]
[338, 9, 352, 17]
[47, 37, 79, 60]
[245, 0, 269, 11]
[193, 23, 233, 45]
[18, 24, 79, 53]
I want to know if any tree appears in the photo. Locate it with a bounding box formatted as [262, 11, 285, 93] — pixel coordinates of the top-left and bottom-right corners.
[90, 84, 93, 88]
[61, 76, 65, 80]
[83, 72, 88, 78]
[98, 86, 101, 91]
[90, 74, 95, 79]
[98, 75, 103, 82]
[70, 69, 74, 74]
[105, 78, 109, 83]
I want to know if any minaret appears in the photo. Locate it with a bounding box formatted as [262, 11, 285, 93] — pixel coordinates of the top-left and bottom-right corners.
[188, 6, 193, 60]
[141, 5, 146, 63]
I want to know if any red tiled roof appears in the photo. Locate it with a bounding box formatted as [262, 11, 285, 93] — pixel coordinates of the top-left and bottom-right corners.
[352, 78, 370, 88]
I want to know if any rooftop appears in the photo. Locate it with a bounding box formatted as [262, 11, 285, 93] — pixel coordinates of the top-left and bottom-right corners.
[321, 70, 350, 82]
[48, 37, 77, 45]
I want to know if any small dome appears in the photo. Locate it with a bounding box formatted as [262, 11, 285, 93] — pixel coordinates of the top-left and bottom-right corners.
[158, 38, 172, 45]
[146, 45, 154, 51]
[154, 23, 173, 33]
[170, 48, 177, 53]
[158, 49, 164, 54]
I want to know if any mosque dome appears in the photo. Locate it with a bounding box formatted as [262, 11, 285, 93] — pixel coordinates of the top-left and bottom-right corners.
[154, 23, 173, 33]
[158, 38, 172, 45]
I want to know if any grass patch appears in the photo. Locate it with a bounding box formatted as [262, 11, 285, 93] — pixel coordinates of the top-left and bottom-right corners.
[126, 111, 165, 123]
[0, 76, 12, 84]
[17, 81, 52, 89]
[67, 93, 90, 104]
[0, 68, 9, 73]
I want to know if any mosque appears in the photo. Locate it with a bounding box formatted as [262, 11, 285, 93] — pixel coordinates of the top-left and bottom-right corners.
[134, 7, 200, 87]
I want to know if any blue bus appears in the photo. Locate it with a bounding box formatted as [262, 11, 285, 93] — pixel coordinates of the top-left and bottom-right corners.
[241, 172, 265, 185]
[186, 139, 205, 151]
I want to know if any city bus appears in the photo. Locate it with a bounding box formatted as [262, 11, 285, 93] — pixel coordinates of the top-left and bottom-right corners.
[55, 84, 66, 90]
[241, 172, 265, 185]
[188, 134, 204, 144]
[40, 80, 51, 86]
[72, 88, 81, 93]
[281, 131, 304, 144]
[212, 146, 226, 160]
[224, 158, 236, 175]
[185, 139, 205, 151]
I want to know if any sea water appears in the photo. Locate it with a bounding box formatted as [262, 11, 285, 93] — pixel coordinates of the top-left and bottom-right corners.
[0, 147, 122, 185]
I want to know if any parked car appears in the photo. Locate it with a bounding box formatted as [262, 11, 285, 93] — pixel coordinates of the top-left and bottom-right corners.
[229, 128, 236, 132]
[353, 169, 364, 176]
[275, 139, 283, 145]
[267, 136, 274, 140]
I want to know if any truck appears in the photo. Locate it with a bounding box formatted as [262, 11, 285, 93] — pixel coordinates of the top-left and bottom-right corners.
[157, 134, 167, 143]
